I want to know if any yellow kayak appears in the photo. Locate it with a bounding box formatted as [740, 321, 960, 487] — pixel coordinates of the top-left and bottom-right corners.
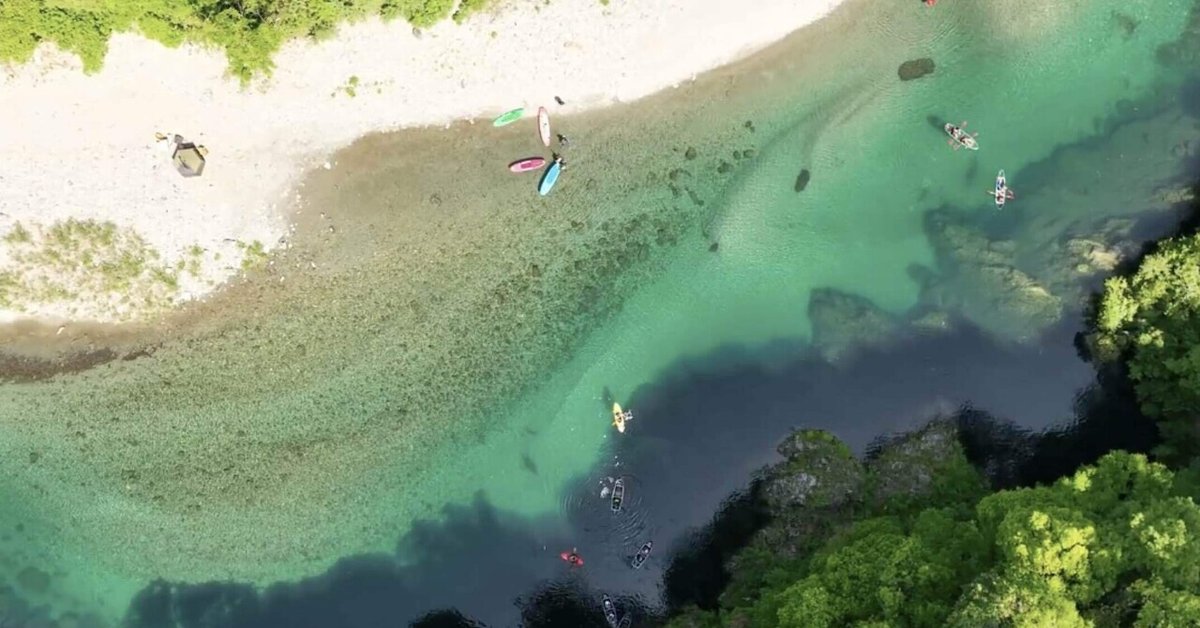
[612, 402, 627, 433]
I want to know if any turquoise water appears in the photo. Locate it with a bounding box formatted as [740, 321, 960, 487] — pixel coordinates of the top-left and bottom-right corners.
[1, 0, 1198, 624]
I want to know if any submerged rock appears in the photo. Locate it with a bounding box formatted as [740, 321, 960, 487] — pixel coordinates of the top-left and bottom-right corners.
[808, 288, 899, 364]
[898, 58, 935, 81]
[708, 241, 719, 253]
[794, 168, 811, 193]
[920, 210, 1063, 342]
[684, 147, 698, 160]
[16, 566, 50, 594]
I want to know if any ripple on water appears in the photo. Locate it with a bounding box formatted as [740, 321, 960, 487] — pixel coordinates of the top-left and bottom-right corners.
[560, 464, 655, 562]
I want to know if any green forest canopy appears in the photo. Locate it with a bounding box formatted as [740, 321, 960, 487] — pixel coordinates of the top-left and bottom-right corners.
[1096, 233, 1200, 459]
[671, 452, 1200, 628]
[0, 0, 491, 81]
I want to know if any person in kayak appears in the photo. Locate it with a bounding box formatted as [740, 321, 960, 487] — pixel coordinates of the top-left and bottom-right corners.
[561, 548, 584, 566]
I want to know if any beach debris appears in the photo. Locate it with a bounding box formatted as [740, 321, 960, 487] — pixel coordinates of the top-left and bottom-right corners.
[171, 135, 207, 177]
[795, 168, 812, 192]
[898, 58, 936, 81]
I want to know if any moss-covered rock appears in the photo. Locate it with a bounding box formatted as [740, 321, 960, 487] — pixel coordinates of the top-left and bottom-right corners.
[765, 429, 863, 510]
[808, 288, 899, 363]
[864, 420, 988, 513]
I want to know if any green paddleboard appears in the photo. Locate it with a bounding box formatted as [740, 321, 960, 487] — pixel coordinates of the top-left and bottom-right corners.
[493, 107, 525, 127]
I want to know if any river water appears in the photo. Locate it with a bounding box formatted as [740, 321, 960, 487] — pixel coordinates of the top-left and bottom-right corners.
[1, 0, 1198, 625]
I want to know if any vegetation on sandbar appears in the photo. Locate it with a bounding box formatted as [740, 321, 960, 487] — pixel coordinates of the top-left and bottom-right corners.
[0, 218, 184, 318]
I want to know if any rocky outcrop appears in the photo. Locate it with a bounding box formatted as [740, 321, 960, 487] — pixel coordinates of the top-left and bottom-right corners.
[864, 419, 983, 510]
[808, 288, 899, 363]
[898, 58, 935, 81]
[734, 419, 978, 567]
[764, 429, 863, 510]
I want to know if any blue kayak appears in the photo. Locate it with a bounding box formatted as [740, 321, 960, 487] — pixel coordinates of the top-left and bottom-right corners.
[538, 159, 563, 196]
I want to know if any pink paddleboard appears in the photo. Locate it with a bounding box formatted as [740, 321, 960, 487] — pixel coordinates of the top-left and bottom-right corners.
[509, 157, 547, 173]
[537, 107, 551, 147]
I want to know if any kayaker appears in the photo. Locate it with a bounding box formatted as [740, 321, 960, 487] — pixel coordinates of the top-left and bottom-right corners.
[562, 548, 584, 566]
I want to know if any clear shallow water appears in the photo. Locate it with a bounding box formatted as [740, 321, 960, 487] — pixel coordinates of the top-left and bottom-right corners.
[1, 0, 1198, 624]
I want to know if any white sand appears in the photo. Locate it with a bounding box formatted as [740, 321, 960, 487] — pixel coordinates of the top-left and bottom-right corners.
[0, 0, 843, 324]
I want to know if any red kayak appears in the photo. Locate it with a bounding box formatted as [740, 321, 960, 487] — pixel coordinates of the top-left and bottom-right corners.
[560, 551, 584, 566]
[509, 157, 547, 173]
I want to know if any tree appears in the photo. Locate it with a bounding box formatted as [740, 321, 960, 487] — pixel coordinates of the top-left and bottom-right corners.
[1094, 234, 1200, 459]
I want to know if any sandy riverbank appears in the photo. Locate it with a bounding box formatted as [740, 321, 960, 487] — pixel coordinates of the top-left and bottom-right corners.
[0, 0, 843, 324]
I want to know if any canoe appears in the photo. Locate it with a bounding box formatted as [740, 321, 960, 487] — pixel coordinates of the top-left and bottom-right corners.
[509, 157, 546, 173]
[630, 541, 653, 569]
[612, 402, 626, 433]
[602, 595, 620, 628]
[538, 159, 562, 196]
[994, 169, 1007, 208]
[493, 107, 525, 127]
[538, 107, 552, 147]
[611, 478, 625, 512]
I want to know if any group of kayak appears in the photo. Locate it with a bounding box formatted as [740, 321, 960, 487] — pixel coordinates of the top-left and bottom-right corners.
[555, 400, 651, 627]
[943, 120, 1016, 209]
[495, 105, 567, 196]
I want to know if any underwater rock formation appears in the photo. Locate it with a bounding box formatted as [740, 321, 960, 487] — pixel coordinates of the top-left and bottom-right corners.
[807, 288, 899, 364]
[919, 210, 1063, 343]
[897, 57, 935, 81]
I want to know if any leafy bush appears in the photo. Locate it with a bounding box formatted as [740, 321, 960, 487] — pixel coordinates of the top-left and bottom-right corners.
[0, 0, 480, 81]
